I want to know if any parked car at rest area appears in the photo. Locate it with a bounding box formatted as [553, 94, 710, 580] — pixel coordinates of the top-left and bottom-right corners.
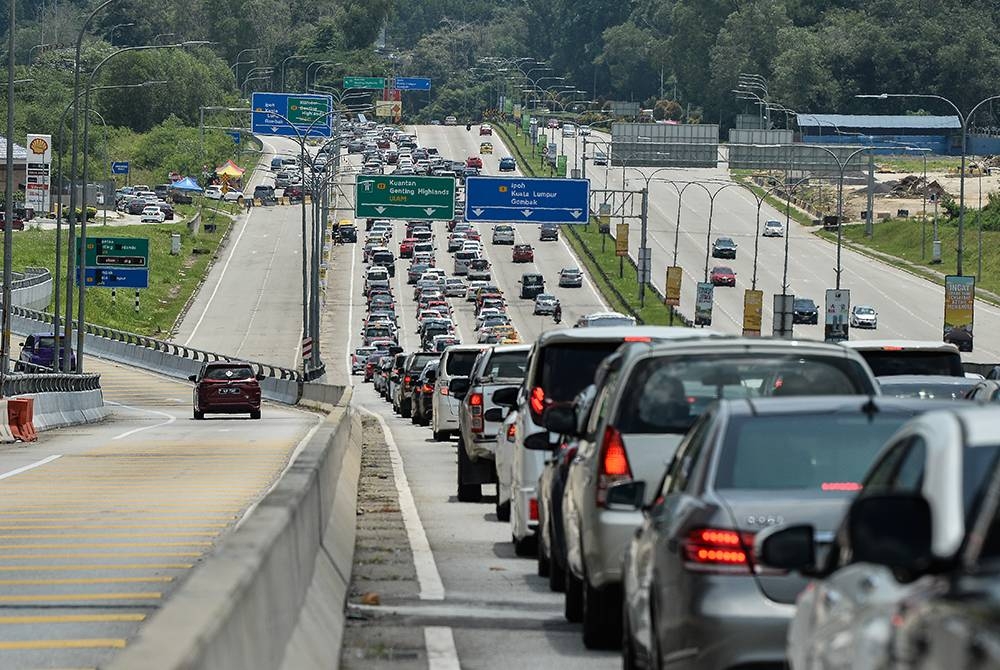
[140, 205, 165, 223]
[189, 361, 262, 420]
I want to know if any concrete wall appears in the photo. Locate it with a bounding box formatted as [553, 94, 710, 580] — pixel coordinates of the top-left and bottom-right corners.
[106, 389, 362, 670]
[30, 389, 108, 431]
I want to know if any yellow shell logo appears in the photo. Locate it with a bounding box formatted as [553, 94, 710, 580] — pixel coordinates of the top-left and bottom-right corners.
[376, 182, 387, 190]
[29, 137, 48, 154]
[498, 185, 508, 193]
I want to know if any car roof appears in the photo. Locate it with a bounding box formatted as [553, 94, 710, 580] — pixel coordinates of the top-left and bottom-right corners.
[721, 395, 965, 418]
[642, 336, 868, 361]
[842, 340, 960, 353]
[536, 325, 719, 347]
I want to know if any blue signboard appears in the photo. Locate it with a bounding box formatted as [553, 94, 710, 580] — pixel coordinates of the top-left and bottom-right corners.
[251, 92, 334, 138]
[464, 177, 590, 224]
[225, 130, 241, 144]
[395, 77, 431, 91]
[110, 161, 129, 175]
[84, 267, 149, 289]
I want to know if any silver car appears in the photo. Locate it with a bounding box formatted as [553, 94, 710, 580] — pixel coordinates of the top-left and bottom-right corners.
[431, 345, 485, 441]
[559, 339, 880, 649]
[558, 267, 584, 288]
[533, 293, 560, 316]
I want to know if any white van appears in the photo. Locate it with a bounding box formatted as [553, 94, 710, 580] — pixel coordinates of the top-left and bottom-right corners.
[453, 249, 480, 276]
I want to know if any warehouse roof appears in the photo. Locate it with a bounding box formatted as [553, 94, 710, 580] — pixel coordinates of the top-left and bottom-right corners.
[796, 114, 961, 131]
[0, 136, 27, 161]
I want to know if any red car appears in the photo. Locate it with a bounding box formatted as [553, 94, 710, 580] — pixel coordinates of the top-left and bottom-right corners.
[399, 237, 417, 258]
[189, 361, 262, 420]
[512, 244, 534, 263]
[479, 124, 493, 136]
[710, 265, 737, 287]
[465, 228, 481, 241]
[466, 156, 483, 169]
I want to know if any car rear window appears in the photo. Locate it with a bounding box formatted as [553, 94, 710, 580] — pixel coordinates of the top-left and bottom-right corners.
[482, 350, 529, 379]
[715, 413, 913, 490]
[859, 351, 965, 377]
[615, 354, 875, 434]
[445, 351, 479, 376]
[879, 379, 977, 399]
[372, 252, 394, 263]
[535, 342, 623, 403]
[408, 354, 438, 372]
[204, 366, 254, 380]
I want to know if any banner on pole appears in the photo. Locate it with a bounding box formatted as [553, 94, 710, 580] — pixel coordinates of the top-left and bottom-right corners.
[742, 289, 763, 336]
[944, 275, 975, 351]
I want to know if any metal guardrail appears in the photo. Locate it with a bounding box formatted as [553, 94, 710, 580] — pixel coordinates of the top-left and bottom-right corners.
[10, 304, 304, 383]
[10, 267, 51, 290]
[3, 372, 102, 396]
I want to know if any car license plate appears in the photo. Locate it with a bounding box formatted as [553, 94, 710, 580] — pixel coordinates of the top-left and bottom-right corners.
[218, 387, 241, 395]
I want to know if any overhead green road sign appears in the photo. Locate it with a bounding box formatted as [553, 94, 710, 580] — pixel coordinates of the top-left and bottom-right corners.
[344, 76, 387, 90]
[287, 96, 329, 124]
[355, 175, 456, 221]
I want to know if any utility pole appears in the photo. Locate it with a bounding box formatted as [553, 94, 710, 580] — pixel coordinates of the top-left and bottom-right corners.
[639, 186, 649, 307]
[865, 151, 875, 237]
[3, 0, 15, 380]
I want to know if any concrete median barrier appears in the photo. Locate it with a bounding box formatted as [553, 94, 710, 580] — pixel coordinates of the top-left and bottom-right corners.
[107, 388, 362, 670]
[30, 389, 107, 431]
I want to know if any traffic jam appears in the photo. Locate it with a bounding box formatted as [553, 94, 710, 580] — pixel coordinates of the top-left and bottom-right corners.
[343, 121, 1000, 669]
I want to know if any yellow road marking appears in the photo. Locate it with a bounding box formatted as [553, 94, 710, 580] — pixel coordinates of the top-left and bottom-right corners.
[0, 576, 172, 585]
[0, 563, 192, 571]
[0, 614, 146, 624]
[0, 551, 202, 558]
[0, 592, 161, 602]
[0, 638, 126, 650]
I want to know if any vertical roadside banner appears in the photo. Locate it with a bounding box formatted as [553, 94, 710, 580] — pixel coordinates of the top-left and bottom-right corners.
[665, 266, 682, 306]
[695, 282, 714, 326]
[944, 275, 975, 351]
[556, 155, 567, 176]
[615, 223, 630, 257]
[514, 104, 522, 121]
[773, 294, 795, 338]
[742, 289, 763, 336]
[523, 115, 531, 133]
[25, 134, 52, 214]
[824, 289, 851, 342]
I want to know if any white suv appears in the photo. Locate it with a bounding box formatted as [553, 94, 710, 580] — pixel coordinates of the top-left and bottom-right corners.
[432, 345, 486, 441]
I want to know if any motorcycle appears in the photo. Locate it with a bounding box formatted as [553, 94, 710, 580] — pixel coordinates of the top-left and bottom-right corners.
[553, 306, 562, 324]
[466, 123, 472, 131]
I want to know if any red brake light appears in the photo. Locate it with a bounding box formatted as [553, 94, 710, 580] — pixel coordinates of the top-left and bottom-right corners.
[404, 375, 412, 385]
[506, 423, 516, 440]
[529, 386, 546, 420]
[821, 482, 863, 492]
[422, 384, 433, 393]
[440, 387, 449, 396]
[682, 528, 755, 573]
[596, 426, 632, 507]
[623, 336, 652, 342]
[469, 392, 483, 407]
[529, 498, 539, 521]
[881, 346, 904, 351]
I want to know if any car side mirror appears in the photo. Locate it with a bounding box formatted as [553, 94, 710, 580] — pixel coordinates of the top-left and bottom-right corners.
[492, 386, 518, 407]
[449, 377, 471, 399]
[605, 481, 646, 511]
[188, 375, 197, 382]
[847, 493, 933, 580]
[542, 404, 578, 436]
[756, 524, 817, 573]
[483, 407, 505, 422]
[523, 431, 554, 451]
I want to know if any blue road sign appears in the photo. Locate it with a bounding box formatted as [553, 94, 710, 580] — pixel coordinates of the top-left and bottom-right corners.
[465, 177, 590, 224]
[395, 77, 431, 91]
[225, 130, 241, 144]
[251, 92, 334, 138]
[111, 161, 129, 175]
[83, 267, 149, 289]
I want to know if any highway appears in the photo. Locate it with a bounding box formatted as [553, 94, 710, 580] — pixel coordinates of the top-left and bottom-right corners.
[332, 126, 616, 667]
[556, 127, 1000, 360]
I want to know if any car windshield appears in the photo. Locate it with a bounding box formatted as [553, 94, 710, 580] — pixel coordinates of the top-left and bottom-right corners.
[855, 307, 875, 315]
[715, 413, 913, 490]
[794, 300, 816, 309]
[483, 351, 529, 379]
[408, 354, 438, 372]
[536, 342, 625, 403]
[523, 276, 543, 286]
[615, 354, 874, 434]
[204, 366, 254, 381]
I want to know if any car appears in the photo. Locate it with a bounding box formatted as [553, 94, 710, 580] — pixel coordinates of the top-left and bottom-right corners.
[533, 293, 560, 316]
[189, 361, 262, 420]
[709, 265, 736, 286]
[336, 223, 358, 243]
[850, 304, 878, 329]
[140, 205, 165, 223]
[444, 277, 466, 298]
[944, 325, 974, 352]
[574, 312, 637, 328]
[758, 405, 1000, 670]
[432, 335, 461, 353]
[842, 340, 964, 377]
[561, 123, 576, 137]
[222, 189, 243, 202]
[711, 236, 737, 259]
[519, 273, 545, 299]
[558, 267, 583, 288]
[351, 346, 377, 375]
[539, 223, 559, 241]
[453, 250, 479, 276]
[411, 361, 439, 426]
[444, 115, 457, 126]
[16, 332, 74, 371]
[252, 184, 276, 204]
[492, 225, 515, 245]
[393, 352, 440, 418]
[479, 142, 493, 154]
[398, 238, 417, 258]
[431, 345, 487, 441]
[499, 157, 516, 172]
[763, 219, 785, 237]
[512, 244, 534, 263]
[592, 151, 608, 166]
[467, 258, 492, 282]
[204, 185, 224, 200]
[466, 156, 483, 169]
[547, 118, 559, 129]
[792, 297, 819, 324]
[479, 124, 493, 136]
[625, 395, 956, 667]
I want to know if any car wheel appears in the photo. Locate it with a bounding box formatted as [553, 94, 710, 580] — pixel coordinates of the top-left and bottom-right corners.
[495, 498, 510, 522]
[622, 602, 643, 670]
[514, 532, 537, 557]
[193, 410, 204, 420]
[537, 540, 550, 577]
[400, 400, 411, 418]
[549, 548, 566, 592]
[456, 440, 482, 503]
[583, 577, 623, 649]
[432, 430, 449, 442]
[565, 570, 584, 622]
[250, 410, 261, 420]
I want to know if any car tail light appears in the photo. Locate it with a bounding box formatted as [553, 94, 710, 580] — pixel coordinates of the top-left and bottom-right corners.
[681, 528, 755, 573]
[595, 426, 632, 507]
[440, 386, 449, 396]
[422, 383, 433, 393]
[529, 498, 539, 521]
[470, 392, 484, 433]
[404, 375, 412, 385]
[529, 386, 546, 422]
[506, 423, 516, 442]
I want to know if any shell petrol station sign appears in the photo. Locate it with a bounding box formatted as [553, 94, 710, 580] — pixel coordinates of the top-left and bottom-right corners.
[25, 134, 52, 213]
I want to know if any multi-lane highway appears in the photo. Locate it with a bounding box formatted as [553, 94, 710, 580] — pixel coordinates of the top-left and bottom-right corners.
[557, 127, 1000, 360]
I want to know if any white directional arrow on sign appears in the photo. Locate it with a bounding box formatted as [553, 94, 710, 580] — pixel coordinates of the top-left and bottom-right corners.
[521, 210, 533, 217]
[570, 210, 583, 219]
[472, 208, 485, 216]
[271, 126, 280, 132]
[424, 208, 436, 215]
[374, 206, 386, 213]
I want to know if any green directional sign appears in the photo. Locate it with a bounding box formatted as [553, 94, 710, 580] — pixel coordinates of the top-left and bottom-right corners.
[557, 155, 568, 176]
[287, 96, 330, 124]
[344, 76, 386, 90]
[81, 237, 150, 267]
[355, 175, 456, 221]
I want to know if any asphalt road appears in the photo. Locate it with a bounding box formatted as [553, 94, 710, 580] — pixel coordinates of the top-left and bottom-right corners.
[557, 127, 1000, 361]
[326, 125, 615, 667]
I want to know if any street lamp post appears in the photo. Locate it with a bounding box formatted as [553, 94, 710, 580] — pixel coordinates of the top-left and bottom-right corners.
[231, 48, 260, 85]
[3, 0, 14, 378]
[280, 55, 305, 92]
[108, 22, 134, 46]
[27, 42, 53, 66]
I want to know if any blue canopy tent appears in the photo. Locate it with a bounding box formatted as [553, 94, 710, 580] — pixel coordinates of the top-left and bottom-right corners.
[170, 176, 203, 192]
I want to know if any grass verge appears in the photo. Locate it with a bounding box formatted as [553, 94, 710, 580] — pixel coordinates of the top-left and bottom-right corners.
[497, 122, 686, 325]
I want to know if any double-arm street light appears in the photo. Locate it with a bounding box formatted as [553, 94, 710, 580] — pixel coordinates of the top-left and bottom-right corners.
[857, 91, 1000, 276]
[108, 22, 134, 46]
[231, 47, 260, 85]
[279, 54, 306, 92]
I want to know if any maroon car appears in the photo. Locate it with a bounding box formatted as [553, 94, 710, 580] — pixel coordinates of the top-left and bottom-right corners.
[512, 244, 534, 263]
[710, 265, 737, 287]
[189, 361, 262, 420]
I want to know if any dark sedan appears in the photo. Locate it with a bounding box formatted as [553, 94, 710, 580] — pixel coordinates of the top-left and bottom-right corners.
[711, 236, 737, 259]
[792, 298, 819, 324]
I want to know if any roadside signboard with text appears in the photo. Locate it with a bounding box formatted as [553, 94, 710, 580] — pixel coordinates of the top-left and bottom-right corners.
[111, 161, 130, 175]
[665, 266, 682, 306]
[614, 224, 630, 257]
[355, 175, 456, 220]
[344, 76, 387, 89]
[77, 237, 150, 288]
[824, 289, 851, 342]
[695, 282, 714, 326]
[944, 275, 975, 350]
[251, 92, 333, 138]
[394, 77, 431, 91]
[743, 289, 763, 336]
[465, 177, 589, 224]
[25, 134, 52, 213]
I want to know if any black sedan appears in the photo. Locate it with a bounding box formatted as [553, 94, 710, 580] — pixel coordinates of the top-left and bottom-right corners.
[792, 298, 819, 324]
[711, 236, 738, 259]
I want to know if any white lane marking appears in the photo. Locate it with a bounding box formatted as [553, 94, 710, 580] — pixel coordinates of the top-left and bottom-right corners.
[358, 405, 445, 600]
[105, 401, 177, 440]
[424, 626, 461, 670]
[0, 455, 61, 481]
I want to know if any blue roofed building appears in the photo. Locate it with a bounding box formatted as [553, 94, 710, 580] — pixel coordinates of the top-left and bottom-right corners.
[796, 114, 961, 155]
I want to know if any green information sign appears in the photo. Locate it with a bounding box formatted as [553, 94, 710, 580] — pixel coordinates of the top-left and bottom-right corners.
[355, 175, 456, 221]
[287, 96, 329, 124]
[522, 115, 530, 132]
[80, 237, 150, 267]
[557, 155, 568, 177]
[344, 76, 387, 90]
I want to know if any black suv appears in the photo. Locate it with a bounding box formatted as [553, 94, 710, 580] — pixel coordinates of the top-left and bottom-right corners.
[792, 298, 819, 324]
[539, 223, 559, 241]
[370, 249, 396, 277]
[520, 273, 545, 299]
[336, 224, 358, 243]
[711, 236, 737, 259]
